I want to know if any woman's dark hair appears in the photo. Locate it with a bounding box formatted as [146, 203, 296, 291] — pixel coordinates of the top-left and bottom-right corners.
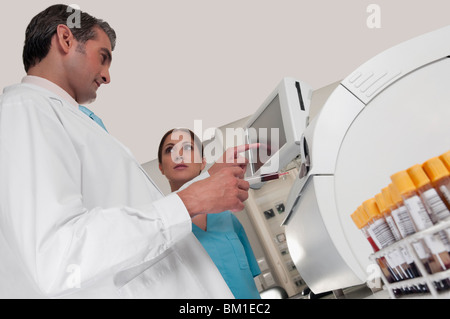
[23, 4, 116, 72]
[158, 128, 204, 164]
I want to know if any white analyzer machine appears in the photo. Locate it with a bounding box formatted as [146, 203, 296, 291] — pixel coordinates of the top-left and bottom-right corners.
[245, 25, 450, 294]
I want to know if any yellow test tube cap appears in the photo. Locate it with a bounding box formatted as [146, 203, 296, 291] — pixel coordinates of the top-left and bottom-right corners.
[381, 186, 394, 210]
[391, 170, 416, 195]
[407, 164, 430, 189]
[358, 205, 370, 226]
[423, 157, 450, 182]
[440, 151, 450, 172]
[363, 198, 380, 219]
[389, 183, 403, 205]
[351, 208, 364, 229]
[375, 193, 388, 214]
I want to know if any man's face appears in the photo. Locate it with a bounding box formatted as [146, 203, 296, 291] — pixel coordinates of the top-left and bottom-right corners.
[67, 27, 112, 104]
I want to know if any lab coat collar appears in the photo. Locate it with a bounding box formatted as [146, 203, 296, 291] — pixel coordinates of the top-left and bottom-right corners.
[21, 75, 79, 109]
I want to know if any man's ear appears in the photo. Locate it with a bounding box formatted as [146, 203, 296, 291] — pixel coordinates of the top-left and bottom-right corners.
[55, 24, 75, 54]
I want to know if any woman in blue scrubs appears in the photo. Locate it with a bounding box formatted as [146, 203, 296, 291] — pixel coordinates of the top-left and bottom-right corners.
[158, 128, 261, 299]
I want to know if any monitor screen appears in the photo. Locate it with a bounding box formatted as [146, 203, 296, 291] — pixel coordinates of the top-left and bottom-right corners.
[247, 94, 287, 174]
[244, 77, 312, 184]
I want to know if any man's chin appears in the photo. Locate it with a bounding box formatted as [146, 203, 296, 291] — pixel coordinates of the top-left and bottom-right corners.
[78, 93, 97, 105]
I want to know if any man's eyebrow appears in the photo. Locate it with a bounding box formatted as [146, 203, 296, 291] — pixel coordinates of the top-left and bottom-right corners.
[100, 47, 112, 63]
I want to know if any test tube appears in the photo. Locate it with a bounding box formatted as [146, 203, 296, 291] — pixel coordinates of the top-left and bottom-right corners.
[351, 206, 379, 251]
[388, 183, 416, 239]
[389, 183, 439, 275]
[440, 151, 450, 172]
[423, 156, 450, 211]
[375, 192, 419, 281]
[351, 206, 397, 286]
[381, 187, 421, 279]
[379, 189, 402, 242]
[407, 164, 450, 224]
[439, 151, 450, 207]
[362, 198, 406, 282]
[408, 164, 450, 261]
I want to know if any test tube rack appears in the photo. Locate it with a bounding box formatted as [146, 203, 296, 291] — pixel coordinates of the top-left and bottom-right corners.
[369, 217, 450, 299]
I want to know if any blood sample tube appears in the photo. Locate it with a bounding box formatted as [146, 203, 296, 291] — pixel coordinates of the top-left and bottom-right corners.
[363, 198, 406, 282]
[423, 156, 450, 211]
[388, 183, 416, 239]
[351, 206, 379, 251]
[408, 163, 450, 261]
[363, 198, 396, 249]
[407, 164, 450, 224]
[351, 206, 380, 252]
[379, 189, 402, 241]
[376, 192, 419, 282]
[382, 187, 421, 279]
[376, 192, 401, 242]
[351, 206, 397, 285]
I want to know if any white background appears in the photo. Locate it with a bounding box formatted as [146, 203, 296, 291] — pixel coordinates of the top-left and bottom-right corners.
[1, 0, 449, 164]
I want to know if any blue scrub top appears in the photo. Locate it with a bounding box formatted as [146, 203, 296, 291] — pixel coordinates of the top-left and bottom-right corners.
[192, 211, 261, 299]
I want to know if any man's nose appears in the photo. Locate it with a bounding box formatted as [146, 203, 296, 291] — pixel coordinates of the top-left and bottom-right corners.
[101, 68, 111, 84]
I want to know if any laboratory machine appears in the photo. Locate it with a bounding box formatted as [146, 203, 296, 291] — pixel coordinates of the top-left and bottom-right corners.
[281, 25, 450, 294]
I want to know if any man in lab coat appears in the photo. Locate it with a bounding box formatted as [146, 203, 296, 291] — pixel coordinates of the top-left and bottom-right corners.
[0, 4, 251, 298]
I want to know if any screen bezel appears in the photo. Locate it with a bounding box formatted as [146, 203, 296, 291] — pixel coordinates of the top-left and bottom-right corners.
[244, 77, 310, 178]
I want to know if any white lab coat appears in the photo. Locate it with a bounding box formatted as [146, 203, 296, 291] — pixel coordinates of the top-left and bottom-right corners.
[0, 78, 234, 299]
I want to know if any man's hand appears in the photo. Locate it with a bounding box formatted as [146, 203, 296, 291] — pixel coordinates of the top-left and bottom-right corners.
[178, 166, 250, 216]
[208, 143, 259, 175]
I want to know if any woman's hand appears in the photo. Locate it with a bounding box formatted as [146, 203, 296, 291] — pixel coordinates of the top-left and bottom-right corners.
[208, 143, 260, 175]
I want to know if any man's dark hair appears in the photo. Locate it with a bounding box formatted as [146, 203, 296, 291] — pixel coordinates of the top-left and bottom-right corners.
[23, 4, 116, 72]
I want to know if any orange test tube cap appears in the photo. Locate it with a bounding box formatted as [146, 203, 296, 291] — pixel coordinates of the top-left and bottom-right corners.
[351, 209, 364, 230]
[440, 151, 450, 171]
[407, 164, 430, 189]
[391, 170, 416, 195]
[389, 183, 403, 205]
[423, 157, 450, 182]
[363, 198, 380, 219]
[381, 186, 394, 210]
[375, 193, 388, 214]
[358, 205, 370, 226]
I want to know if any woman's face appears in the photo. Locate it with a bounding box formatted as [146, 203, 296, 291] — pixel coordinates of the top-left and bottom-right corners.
[159, 130, 206, 191]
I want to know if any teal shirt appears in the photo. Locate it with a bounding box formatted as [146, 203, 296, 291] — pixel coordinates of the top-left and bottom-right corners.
[192, 211, 261, 299]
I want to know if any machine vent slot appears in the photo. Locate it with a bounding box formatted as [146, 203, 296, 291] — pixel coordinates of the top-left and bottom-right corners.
[295, 81, 305, 111]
